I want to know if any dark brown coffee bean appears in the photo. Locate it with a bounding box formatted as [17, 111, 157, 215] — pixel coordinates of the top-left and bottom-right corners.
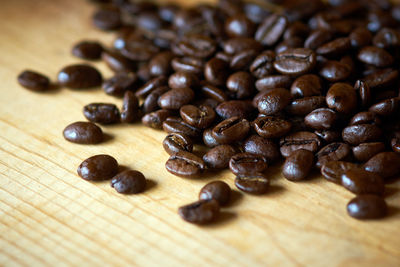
[349, 27, 373, 48]
[141, 86, 169, 114]
[229, 152, 268, 175]
[258, 88, 291, 115]
[163, 133, 193, 156]
[203, 128, 220, 148]
[17, 70, 50, 92]
[168, 72, 199, 90]
[223, 37, 263, 55]
[165, 151, 205, 178]
[226, 72, 254, 99]
[357, 46, 394, 67]
[304, 29, 335, 50]
[204, 58, 229, 87]
[391, 137, 400, 153]
[72, 41, 103, 60]
[290, 74, 322, 98]
[142, 109, 171, 129]
[178, 34, 217, 58]
[63, 121, 103, 144]
[342, 169, 385, 195]
[216, 100, 255, 120]
[364, 152, 400, 179]
[92, 7, 121, 31]
[158, 87, 194, 110]
[316, 142, 351, 168]
[101, 50, 135, 73]
[316, 37, 351, 58]
[148, 51, 174, 77]
[326, 83, 357, 114]
[286, 96, 326, 116]
[58, 64, 102, 89]
[111, 170, 146, 194]
[273, 48, 316, 76]
[314, 129, 341, 144]
[83, 103, 120, 124]
[180, 105, 215, 129]
[137, 76, 168, 99]
[364, 68, 398, 89]
[212, 116, 250, 144]
[200, 83, 227, 103]
[350, 111, 381, 126]
[121, 91, 140, 123]
[305, 108, 337, 130]
[162, 117, 201, 139]
[352, 142, 386, 162]
[250, 50, 275, 78]
[373, 27, 400, 48]
[319, 60, 352, 82]
[347, 195, 387, 220]
[178, 199, 220, 224]
[199, 181, 231, 205]
[102, 73, 137, 97]
[280, 131, 321, 157]
[369, 98, 399, 117]
[321, 161, 359, 184]
[230, 49, 258, 71]
[275, 37, 304, 54]
[255, 14, 288, 46]
[283, 149, 314, 181]
[256, 75, 292, 91]
[203, 145, 236, 169]
[234, 173, 270, 194]
[77, 154, 118, 181]
[171, 57, 204, 75]
[253, 116, 291, 139]
[354, 80, 371, 108]
[243, 135, 280, 163]
[342, 124, 382, 145]
[225, 14, 255, 38]
[120, 37, 159, 62]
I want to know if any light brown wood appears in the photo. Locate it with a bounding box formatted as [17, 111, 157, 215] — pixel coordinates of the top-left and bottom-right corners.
[0, 0, 399, 266]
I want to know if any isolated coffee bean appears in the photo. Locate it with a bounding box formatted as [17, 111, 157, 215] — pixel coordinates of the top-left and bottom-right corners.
[178, 199, 220, 224]
[77, 154, 118, 181]
[321, 161, 359, 184]
[17, 70, 50, 92]
[342, 124, 382, 145]
[83, 103, 120, 124]
[234, 173, 270, 194]
[258, 88, 291, 115]
[347, 195, 387, 220]
[253, 116, 292, 138]
[163, 132, 193, 155]
[283, 149, 314, 181]
[316, 142, 351, 168]
[72, 41, 103, 60]
[58, 64, 102, 89]
[180, 105, 215, 129]
[341, 169, 385, 195]
[212, 116, 250, 144]
[243, 135, 280, 163]
[352, 142, 385, 162]
[280, 131, 321, 157]
[111, 170, 146, 194]
[203, 145, 237, 169]
[165, 151, 205, 178]
[63, 121, 103, 144]
[273, 48, 316, 76]
[229, 152, 268, 175]
[364, 152, 400, 179]
[326, 83, 357, 114]
[199, 181, 231, 205]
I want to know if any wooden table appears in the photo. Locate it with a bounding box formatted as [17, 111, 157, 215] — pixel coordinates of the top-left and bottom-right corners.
[0, 0, 399, 266]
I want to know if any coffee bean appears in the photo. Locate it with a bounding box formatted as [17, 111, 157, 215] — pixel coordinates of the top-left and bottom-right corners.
[369, 98, 399, 117]
[354, 80, 371, 108]
[102, 73, 137, 97]
[253, 116, 292, 138]
[280, 131, 321, 157]
[216, 100, 255, 120]
[352, 142, 386, 162]
[342, 124, 382, 145]
[203, 145, 237, 169]
[223, 37, 262, 55]
[250, 50, 275, 78]
[230, 49, 258, 71]
[83, 103, 120, 124]
[178, 199, 220, 224]
[341, 168, 385, 195]
[163, 132, 193, 155]
[283, 149, 314, 181]
[319, 60, 352, 82]
[58, 64, 102, 89]
[234, 173, 270, 194]
[304, 29, 335, 50]
[226, 72, 255, 99]
[111, 170, 146, 194]
[364, 68, 398, 89]
[63, 121, 103, 144]
[255, 75, 292, 91]
[101, 50, 135, 73]
[172, 57, 204, 75]
[326, 83, 357, 114]
[321, 161, 359, 184]
[204, 58, 229, 86]
[349, 111, 381, 126]
[141, 86, 169, 114]
[305, 108, 337, 130]
[314, 129, 341, 144]
[349, 27, 373, 48]
[286, 96, 326, 116]
[357, 46, 394, 67]
[258, 88, 292, 115]
[158, 87, 195, 110]
[199, 181, 231, 205]
[92, 7, 121, 31]
[290, 74, 322, 98]
[275, 37, 304, 54]
[273, 48, 316, 76]
[178, 34, 216, 58]
[142, 109, 171, 129]
[77, 154, 118, 181]
[316, 142, 351, 168]
[165, 151, 205, 178]
[136, 76, 168, 99]
[120, 91, 140, 123]
[316, 37, 351, 57]
[243, 135, 280, 163]
[229, 152, 268, 175]
[72, 41, 103, 60]
[347, 195, 387, 219]
[17, 70, 50, 92]
[212, 116, 250, 144]
[180, 105, 215, 129]
[148, 51, 174, 77]
[120, 37, 159, 61]
[255, 14, 288, 46]
[364, 152, 400, 179]
[162, 117, 201, 139]
[201, 83, 228, 103]
[168, 72, 199, 90]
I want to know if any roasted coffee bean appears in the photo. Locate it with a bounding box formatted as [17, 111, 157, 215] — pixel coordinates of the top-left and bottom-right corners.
[342, 169, 385, 196]
[373, 27, 400, 48]
[316, 142, 351, 168]
[255, 75, 292, 91]
[226, 72, 254, 99]
[230, 49, 258, 71]
[350, 111, 381, 126]
[286, 96, 326, 116]
[255, 14, 288, 46]
[369, 98, 399, 117]
[283, 149, 314, 181]
[290, 74, 322, 98]
[224, 14, 255, 38]
[305, 108, 337, 130]
[163, 133, 193, 155]
[258, 88, 291, 115]
[358, 46, 394, 68]
[229, 152, 268, 175]
[165, 151, 205, 178]
[199, 181, 231, 205]
[77, 154, 118, 181]
[101, 50, 135, 73]
[364, 152, 400, 179]
[204, 57, 229, 87]
[234, 173, 270, 194]
[280, 131, 321, 157]
[168, 72, 199, 90]
[364, 68, 398, 89]
[354, 80, 371, 108]
[223, 37, 263, 55]
[349, 27, 373, 48]
[58, 64, 102, 89]
[342, 124, 382, 145]
[216, 100, 254, 120]
[352, 142, 386, 162]
[283, 21, 309, 40]
[203, 128, 220, 148]
[142, 109, 171, 129]
[212, 116, 250, 144]
[63, 121, 103, 144]
[136, 76, 168, 99]
[83, 103, 120, 124]
[316, 37, 351, 58]
[314, 129, 341, 144]
[141, 86, 169, 114]
[171, 57, 203, 76]
[178, 199, 220, 224]
[162, 117, 201, 139]
[180, 105, 215, 129]
[203, 145, 236, 169]
[72, 41, 103, 60]
[326, 83, 357, 114]
[17, 70, 50, 92]
[121, 91, 140, 123]
[319, 60, 352, 82]
[275, 37, 304, 54]
[321, 161, 359, 184]
[304, 29, 335, 50]
[250, 50, 275, 78]
[253, 116, 291, 139]
[111, 170, 146, 194]
[92, 7, 121, 31]
[243, 135, 280, 163]
[178, 34, 216, 58]
[273, 48, 316, 76]
[158, 87, 194, 110]
[148, 51, 174, 77]
[102, 73, 137, 97]
[347, 195, 387, 220]
[200, 83, 228, 103]
[120, 37, 159, 61]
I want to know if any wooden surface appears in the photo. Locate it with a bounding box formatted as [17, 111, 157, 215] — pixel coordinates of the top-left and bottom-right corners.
[0, 0, 399, 266]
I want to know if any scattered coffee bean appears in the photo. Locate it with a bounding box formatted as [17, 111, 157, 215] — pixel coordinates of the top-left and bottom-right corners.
[283, 149, 314, 181]
[341, 168, 385, 195]
[165, 151, 205, 178]
[321, 161, 359, 184]
[77, 154, 118, 181]
[235, 173, 270, 194]
[58, 64, 102, 89]
[72, 41, 103, 60]
[347, 195, 387, 220]
[111, 170, 146, 194]
[364, 152, 400, 179]
[17, 70, 50, 92]
[178, 199, 220, 224]
[199, 181, 231, 205]
[83, 103, 120, 124]
[63, 121, 103, 144]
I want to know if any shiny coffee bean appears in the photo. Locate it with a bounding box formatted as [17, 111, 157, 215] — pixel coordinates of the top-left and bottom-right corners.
[352, 142, 385, 162]
[349, 27, 373, 48]
[273, 48, 316, 76]
[305, 108, 337, 130]
[290, 74, 322, 98]
[255, 14, 288, 46]
[201, 83, 228, 103]
[354, 80, 371, 108]
[101, 50, 135, 73]
[149, 51, 174, 77]
[253, 116, 292, 139]
[349, 111, 381, 126]
[280, 131, 321, 157]
[225, 14, 255, 38]
[163, 133, 193, 155]
[172, 57, 204, 75]
[226, 72, 255, 99]
[258, 88, 292, 115]
[304, 29, 335, 50]
[230, 49, 258, 71]
[319, 60, 352, 82]
[203, 145, 237, 169]
[286, 96, 326, 116]
[162, 117, 201, 139]
[72, 41, 103, 60]
[316, 37, 351, 58]
[229, 152, 268, 175]
[314, 129, 341, 144]
[120, 91, 140, 123]
[223, 37, 262, 55]
[364, 152, 400, 179]
[63, 121, 103, 144]
[357, 46, 394, 68]
[255, 75, 292, 91]
[216, 100, 255, 120]
[364, 68, 398, 89]
[165, 151, 205, 178]
[342, 124, 382, 145]
[204, 57, 229, 86]
[141, 86, 169, 114]
[158, 87, 195, 110]
[321, 161, 359, 184]
[243, 135, 280, 163]
[250, 50, 275, 78]
[178, 34, 216, 58]
[326, 83, 357, 114]
[135, 76, 168, 99]
[373, 27, 400, 48]
[199, 181, 231, 205]
[316, 142, 351, 168]
[234, 173, 270, 194]
[142, 109, 171, 129]
[178, 199, 220, 224]
[17, 70, 50, 92]
[347, 195, 387, 220]
[58, 64, 102, 89]
[168, 72, 199, 90]
[102, 73, 137, 97]
[203, 128, 220, 148]
[341, 169, 385, 196]
[77, 154, 118, 181]
[369, 98, 399, 117]
[83, 103, 120, 124]
[92, 7, 121, 31]
[111, 170, 146, 194]
[283, 149, 314, 181]
[212, 116, 250, 144]
[180, 105, 215, 129]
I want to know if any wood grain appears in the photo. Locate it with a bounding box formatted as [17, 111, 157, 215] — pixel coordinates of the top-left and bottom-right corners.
[0, 0, 399, 266]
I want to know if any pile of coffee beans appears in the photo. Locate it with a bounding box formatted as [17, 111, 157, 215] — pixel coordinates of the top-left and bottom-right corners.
[17, 0, 400, 224]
